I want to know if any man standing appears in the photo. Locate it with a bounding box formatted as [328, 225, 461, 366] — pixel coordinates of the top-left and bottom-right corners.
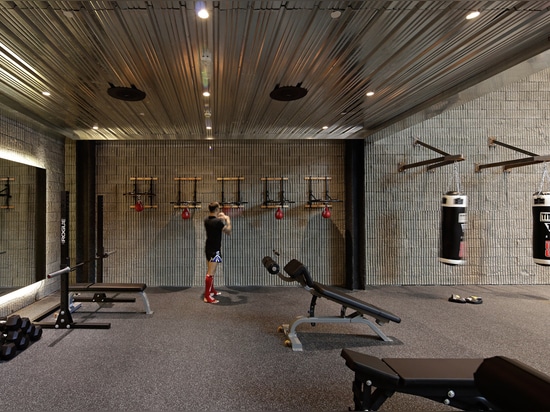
[203, 202, 232, 303]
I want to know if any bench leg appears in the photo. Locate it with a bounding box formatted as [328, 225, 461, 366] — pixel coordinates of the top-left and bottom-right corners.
[140, 291, 153, 315]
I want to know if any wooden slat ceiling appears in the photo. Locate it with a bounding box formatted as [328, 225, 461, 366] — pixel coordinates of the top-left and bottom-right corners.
[0, 1, 549, 141]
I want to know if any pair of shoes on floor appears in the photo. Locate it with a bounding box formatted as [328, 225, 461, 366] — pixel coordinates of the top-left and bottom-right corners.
[449, 294, 483, 304]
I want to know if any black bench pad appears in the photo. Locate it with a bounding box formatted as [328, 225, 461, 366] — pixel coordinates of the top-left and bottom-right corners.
[314, 283, 401, 324]
[70, 283, 147, 292]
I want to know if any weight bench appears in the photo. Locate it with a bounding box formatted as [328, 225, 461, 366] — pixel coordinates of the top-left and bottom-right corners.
[341, 348, 550, 411]
[69, 283, 153, 315]
[262, 257, 401, 351]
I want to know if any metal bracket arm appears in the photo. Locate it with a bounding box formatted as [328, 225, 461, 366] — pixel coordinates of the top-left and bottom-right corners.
[399, 139, 464, 172]
[474, 138, 547, 172]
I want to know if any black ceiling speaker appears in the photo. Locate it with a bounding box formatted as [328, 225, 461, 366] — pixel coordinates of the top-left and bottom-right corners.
[107, 83, 146, 101]
[269, 83, 308, 101]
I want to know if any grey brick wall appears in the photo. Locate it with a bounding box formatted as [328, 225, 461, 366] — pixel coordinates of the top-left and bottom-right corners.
[96, 140, 346, 287]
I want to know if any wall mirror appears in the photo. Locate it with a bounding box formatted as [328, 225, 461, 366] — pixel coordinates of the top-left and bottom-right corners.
[0, 158, 46, 296]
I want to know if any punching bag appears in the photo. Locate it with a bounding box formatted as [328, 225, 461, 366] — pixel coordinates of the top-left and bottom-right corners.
[532, 192, 550, 265]
[439, 191, 467, 265]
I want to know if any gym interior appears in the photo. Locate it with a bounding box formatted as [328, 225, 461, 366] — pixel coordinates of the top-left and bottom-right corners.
[1, 2, 550, 411]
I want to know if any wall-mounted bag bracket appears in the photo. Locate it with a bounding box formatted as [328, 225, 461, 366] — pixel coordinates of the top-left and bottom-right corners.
[398, 139, 464, 172]
[305, 176, 342, 208]
[217, 177, 248, 208]
[123, 177, 158, 209]
[171, 177, 202, 209]
[475, 137, 548, 172]
[0, 177, 14, 209]
[261, 177, 295, 208]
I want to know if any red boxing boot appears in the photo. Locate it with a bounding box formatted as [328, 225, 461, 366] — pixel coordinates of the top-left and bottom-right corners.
[204, 275, 219, 304]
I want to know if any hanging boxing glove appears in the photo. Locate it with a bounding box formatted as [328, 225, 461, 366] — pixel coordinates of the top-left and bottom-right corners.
[532, 192, 550, 265]
[181, 207, 191, 220]
[275, 207, 284, 220]
[321, 205, 331, 219]
[439, 191, 467, 265]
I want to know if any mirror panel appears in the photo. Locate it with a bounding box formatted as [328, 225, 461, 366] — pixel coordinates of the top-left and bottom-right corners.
[0, 158, 46, 294]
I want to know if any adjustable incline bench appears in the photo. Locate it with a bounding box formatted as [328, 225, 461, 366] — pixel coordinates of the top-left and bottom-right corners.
[341, 348, 550, 411]
[262, 256, 401, 351]
[69, 283, 153, 315]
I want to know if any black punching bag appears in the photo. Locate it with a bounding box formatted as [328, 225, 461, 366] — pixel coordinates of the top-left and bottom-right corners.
[532, 192, 550, 265]
[439, 191, 467, 265]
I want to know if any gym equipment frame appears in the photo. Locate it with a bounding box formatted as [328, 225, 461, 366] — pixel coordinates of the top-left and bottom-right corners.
[262, 257, 401, 351]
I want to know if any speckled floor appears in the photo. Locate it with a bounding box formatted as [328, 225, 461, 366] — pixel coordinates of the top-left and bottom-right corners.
[1, 284, 549, 411]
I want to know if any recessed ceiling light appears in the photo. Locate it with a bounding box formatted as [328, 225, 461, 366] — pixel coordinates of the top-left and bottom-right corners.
[366, 91, 374, 97]
[197, 8, 209, 19]
[42, 91, 51, 96]
[92, 124, 99, 130]
[322, 126, 328, 130]
[330, 10, 341, 19]
[466, 11, 480, 20]
[203, 91, 210, 97]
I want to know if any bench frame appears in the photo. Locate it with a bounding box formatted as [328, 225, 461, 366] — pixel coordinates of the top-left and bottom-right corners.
[69, 283, 153, 315]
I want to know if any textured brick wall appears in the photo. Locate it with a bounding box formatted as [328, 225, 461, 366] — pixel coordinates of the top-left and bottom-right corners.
[366, 68, 550, 285]
[96, 140, 346, 287]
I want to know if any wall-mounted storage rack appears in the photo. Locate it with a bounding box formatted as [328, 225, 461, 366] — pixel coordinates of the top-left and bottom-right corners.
[261, 177, 295, 208]
[217, 177, 247, 208]
[0, 177, 14, 209]
[171, 177, 202, 209]
[304, 176, 341, 208]
[475, 138, 550, 172]
[398, 139, 464, 172]
[124, 177, 158, 209]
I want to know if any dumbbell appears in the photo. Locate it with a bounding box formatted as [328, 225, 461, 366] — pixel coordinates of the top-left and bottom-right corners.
[28, 324, 42, 341]
[19, 317, 43, 341]
[1, 329, 29, 350]
[0, 342, 16, 361]
[0, 314, 22, 332]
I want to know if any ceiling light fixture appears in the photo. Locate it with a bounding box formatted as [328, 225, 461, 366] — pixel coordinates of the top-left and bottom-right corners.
[366, 91, 375, 97]
[466, 11, 480, 20]
[203, 91, 210, 97]
[197, 2, 209, 19]
[42, 91, 50, 96]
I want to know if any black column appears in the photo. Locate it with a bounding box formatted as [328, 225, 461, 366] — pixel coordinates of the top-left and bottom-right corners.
[34, 168, 46, 281]
[76, 141, 96, 283]
[344, 140, 365, 290]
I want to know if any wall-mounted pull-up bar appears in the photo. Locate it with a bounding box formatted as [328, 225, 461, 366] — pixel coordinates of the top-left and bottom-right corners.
[475, 138, 550, 172]
[398, 139, 464, 172]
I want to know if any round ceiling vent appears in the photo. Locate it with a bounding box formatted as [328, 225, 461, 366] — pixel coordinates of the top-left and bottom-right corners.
[269, 83, 308, 101]
[107, 83, 146, 101]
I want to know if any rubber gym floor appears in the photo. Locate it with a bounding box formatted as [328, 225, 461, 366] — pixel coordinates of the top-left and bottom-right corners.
[1, 284, 549, 411]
